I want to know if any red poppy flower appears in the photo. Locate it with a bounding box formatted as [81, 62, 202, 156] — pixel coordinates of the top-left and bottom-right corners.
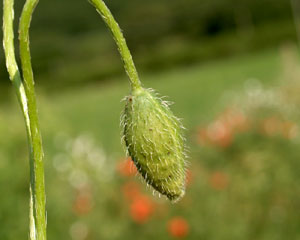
[117, 157, 137, 177]
[207, 120, 233, 148]
[72, 192, 93, 215]
[130, 195, 154, 224]
[222, 108, 249, 132]
[197, 108, 250, 148]
[122, 181, 141, 201]
[167, 217, 189, 238]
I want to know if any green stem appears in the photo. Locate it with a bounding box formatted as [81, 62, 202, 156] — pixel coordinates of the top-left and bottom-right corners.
[88, 0, 142, 91]
[3, 0, 47, 239]
[19, 1, 47, 240]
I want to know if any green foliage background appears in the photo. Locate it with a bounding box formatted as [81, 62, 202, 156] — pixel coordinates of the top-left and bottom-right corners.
[2, 47, 300, 239]
[0, 0, 300, 239]
[0, 0, 296, 92]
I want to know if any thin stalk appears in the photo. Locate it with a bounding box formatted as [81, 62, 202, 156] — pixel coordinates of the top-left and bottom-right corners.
[88, 0, 142, 91]
[19, 0, 47, 239]
[3, 0, 47, 239]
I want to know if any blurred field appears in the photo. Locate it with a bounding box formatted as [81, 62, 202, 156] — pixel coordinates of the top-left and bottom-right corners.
[1, 48, 280, 153]
[2, 47, 300, 239]
[0, 0, 296, 91]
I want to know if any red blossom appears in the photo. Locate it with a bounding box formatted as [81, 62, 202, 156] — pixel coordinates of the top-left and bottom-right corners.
[196, 108, 249, 148]
[117, 157, 138, 177]
[197, 122, 233, 148]
[122, 181, 141, 201]
[72, 192, 93, 216]
[222, 108, 249, 132]
[130, 195, 154, 224]
[167, 217, 189, 238]
[207, 120, 233, 148]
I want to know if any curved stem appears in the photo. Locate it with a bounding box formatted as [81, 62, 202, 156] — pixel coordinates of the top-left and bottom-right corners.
[19, 0, 47, 240]
[88, 0, 142, 91]
[3, 0, 47, 239]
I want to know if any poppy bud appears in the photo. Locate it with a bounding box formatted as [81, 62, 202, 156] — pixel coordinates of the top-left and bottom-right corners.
[121, 87, 187, 201]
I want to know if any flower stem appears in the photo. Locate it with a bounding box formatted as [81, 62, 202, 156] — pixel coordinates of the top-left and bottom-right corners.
[88, 0, 142, 91]
[3, 0, 47, 239]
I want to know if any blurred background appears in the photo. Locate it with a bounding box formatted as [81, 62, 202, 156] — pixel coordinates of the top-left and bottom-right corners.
[1, 0, 300, 239]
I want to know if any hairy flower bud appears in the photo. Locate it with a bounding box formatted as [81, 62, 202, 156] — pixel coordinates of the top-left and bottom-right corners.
[121, 87, 187, 201]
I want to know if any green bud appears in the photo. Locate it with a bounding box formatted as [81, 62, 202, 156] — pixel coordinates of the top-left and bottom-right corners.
[121, 87, 187, 202]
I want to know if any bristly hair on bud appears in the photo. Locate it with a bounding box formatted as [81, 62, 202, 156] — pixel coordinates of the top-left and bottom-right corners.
[87, 0, 188, 202]
[121, 87, 187, 202]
